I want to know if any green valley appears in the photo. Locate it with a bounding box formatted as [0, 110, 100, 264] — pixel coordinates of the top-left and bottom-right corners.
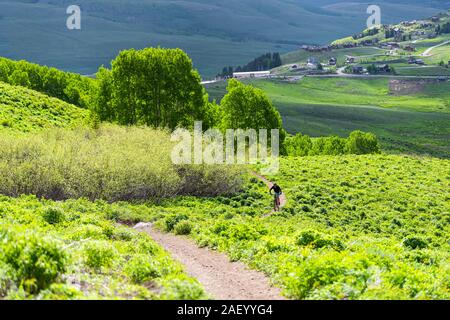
[0, 5, 449, 303]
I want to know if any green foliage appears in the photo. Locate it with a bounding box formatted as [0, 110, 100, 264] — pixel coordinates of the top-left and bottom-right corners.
[0, 125, 243, 201]
[220, 79, 286, 150]
[403, 237, 428, 250]
[165, 214, 189, 232]
[0, 196, 206, 299]
[0, 230, 67, 294]
[93, 48, 216, 129]
[83, 241, 117, 270]
[125, 255, 162, 283]
[42, 207, 65, 225]
[286, 131, 379, 156]
[285, 134, 312, 156]
[0, 82, 89, 132]
[296, 230, 344, 251]
[174, 221, 193, 235]
[0, 57, 95, 108]
[345, 131, 381, 155]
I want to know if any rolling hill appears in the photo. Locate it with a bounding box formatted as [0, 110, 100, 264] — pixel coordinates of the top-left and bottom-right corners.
[0, 81, 88, 132]
[0, 0, 448, 77]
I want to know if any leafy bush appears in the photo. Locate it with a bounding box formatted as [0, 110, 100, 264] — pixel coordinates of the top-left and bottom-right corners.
[345, 130, 380, 155]
[286, 131, 379, 156]
[296, 230, 344, 251]
[403, 237, 428, 250]
[42, 207, 65, 225]
[124, 255, 161, 283]
[0, 230, 67, 293]
[159, 275, 206, 300]
[0, 125, 243, 201]
[83, 241, 117, 270]
[174, 221, 193, 235]
[0, 57, 95, 108]
[165, 214, 189, 232]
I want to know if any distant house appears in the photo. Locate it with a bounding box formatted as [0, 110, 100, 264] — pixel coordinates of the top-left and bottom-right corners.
[415, 59, 425, 65]
[408, 57, 417, 64]
[233, 71, 271, 79]
[386, 42, 400, 48]
[307, 57, 319, 69]
[345, 56, 355, 64]
[352, 66, 364, 74]
[329, 57, 337, 66]
[376, 64, 391, 73]
[403, 45, 415, 52]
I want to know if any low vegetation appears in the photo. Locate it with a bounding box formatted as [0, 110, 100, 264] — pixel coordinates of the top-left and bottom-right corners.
[0, 195, 206, 299]
[0, 125, 243, 201]
[0, 82, 88, 132]
[119, 155, 449, 300]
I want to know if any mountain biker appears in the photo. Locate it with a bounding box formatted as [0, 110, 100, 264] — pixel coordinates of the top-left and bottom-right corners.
[269, 183, 282, 211]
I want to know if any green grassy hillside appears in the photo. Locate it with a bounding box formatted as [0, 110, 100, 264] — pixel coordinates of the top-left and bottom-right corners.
[0, 82, 88, 132]
[119, 154, 450, 300]
[205, 78, 450, 158]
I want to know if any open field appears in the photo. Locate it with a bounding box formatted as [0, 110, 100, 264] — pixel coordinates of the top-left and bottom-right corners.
[205, 78, 450, 158]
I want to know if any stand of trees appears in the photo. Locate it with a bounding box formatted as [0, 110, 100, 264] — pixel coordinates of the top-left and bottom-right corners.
[92, 48, 286, 142]
[0, 57, 95, 108]
[218, 53, 282, 78]
[286, 131, 380, 156]
[93, 48, 218, 129]
[220, 79, 286, 150]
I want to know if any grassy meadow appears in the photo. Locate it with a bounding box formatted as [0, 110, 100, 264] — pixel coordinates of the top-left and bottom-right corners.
[0, 82, 89, 132]
[205, 78, 450, 158]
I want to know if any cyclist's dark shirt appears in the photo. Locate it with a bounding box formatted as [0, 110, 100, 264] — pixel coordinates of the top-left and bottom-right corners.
[270, 184, 282, 194]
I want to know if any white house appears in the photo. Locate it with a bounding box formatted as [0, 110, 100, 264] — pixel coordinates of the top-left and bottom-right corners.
[233, 71, 271, 79]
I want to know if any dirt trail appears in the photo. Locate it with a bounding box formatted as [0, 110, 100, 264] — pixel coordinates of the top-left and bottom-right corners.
[134, 223, 285, 300]
[132, 172, 287, 300]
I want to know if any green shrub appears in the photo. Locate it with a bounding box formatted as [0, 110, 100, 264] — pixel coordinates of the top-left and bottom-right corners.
[0, 125, 243, 201]
[286, 134, 312, 156]
[42, 207, 65, 225]
[345, 130, 380, 155]
[285, 131, 380, 156]
[174, 221, 193, 235]
[124, 255, 161, 283]
[159, 275, 206, 300]
[1, 231, 67, 293]
[165, 214, 189, 232]
[83, 241, 117, 270]
[296, 230, 344, 251]
[403, 236, 428, 250]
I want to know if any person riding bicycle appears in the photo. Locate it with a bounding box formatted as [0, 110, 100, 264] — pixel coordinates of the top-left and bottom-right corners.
[269, 183, 283, 211]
